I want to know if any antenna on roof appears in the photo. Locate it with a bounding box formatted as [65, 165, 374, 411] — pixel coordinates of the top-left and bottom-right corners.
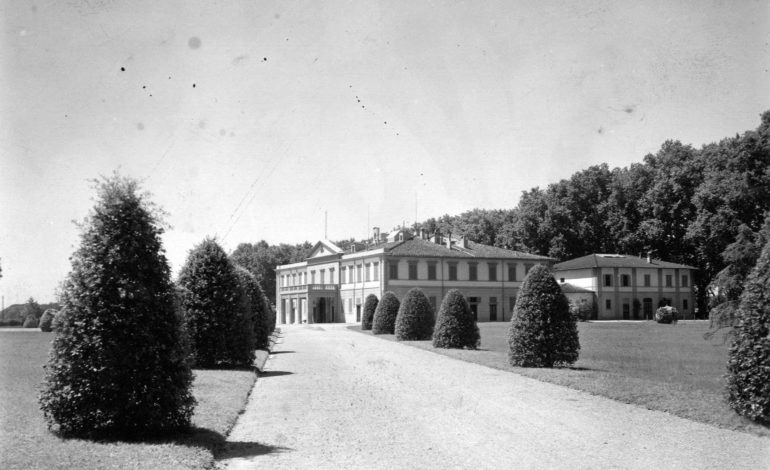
[324, 210, 328, 239]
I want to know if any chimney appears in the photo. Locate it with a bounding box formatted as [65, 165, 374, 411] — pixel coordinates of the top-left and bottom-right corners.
[446, 236, 452, 249]
[646, 251, 652, 264]
[420, 229, 425, 240]
[461, 236, 467, 248]
[373, 226, 380, 242]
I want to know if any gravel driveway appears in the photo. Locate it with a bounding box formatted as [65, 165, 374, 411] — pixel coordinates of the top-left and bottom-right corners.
[218, 324, 768, 469]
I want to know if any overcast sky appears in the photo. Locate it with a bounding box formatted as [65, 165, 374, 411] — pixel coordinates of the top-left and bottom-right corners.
[1, 0, 768, 304]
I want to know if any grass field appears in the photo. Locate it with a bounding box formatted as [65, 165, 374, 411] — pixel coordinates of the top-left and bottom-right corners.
[0, 330, 258, 469]
[353, 321, 769, 437]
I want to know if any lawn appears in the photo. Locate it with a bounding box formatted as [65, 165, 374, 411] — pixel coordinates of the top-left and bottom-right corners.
[0, 329, 258, 469]
[352, 321, 770, 437]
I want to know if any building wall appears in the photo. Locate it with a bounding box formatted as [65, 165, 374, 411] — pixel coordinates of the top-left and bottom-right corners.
[276, 252, 548, 325]
[558, 266, 695, 320]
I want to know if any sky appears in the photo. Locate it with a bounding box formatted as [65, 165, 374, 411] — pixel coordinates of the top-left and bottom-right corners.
[1, 0, 768, 305]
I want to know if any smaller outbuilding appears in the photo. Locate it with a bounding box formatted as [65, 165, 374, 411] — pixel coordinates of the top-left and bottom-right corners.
[553, 253, 695, 320]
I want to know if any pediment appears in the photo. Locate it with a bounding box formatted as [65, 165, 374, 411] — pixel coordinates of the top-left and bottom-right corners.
[307, 240, 343, 259]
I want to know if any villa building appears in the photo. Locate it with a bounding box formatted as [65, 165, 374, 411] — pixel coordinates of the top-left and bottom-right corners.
[275, 228, 553, 325]
[553, 253, 696, 320]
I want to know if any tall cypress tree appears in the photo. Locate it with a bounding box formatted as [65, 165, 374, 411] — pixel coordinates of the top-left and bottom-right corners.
[178, 238, 255, 368]
[433, 289, 480, 349]
[726, 239, 770, 423]
[508, 265, 580, 367]
[372, 291, 400, 335]
[361, 294, 378, 331]
[39, 175, 195, 437]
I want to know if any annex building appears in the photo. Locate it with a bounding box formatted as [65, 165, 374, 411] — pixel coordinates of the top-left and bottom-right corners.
[275, 228, 553, 325]
[553, 253, 696, 320]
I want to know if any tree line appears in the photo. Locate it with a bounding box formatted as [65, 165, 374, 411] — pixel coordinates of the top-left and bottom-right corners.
[413, 111, 770, 316]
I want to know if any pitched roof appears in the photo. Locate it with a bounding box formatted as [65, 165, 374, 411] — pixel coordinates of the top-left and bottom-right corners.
[384, 237, 552, 261]
[554, 254, 695, 271]
[559, 282, 594, 294]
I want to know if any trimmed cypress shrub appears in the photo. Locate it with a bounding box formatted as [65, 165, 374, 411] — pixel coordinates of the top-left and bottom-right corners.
[433, 289, 480, 349]
[395, 288, 434, 340]
[178, 238, 255, 368]
[508, 265, 580, 368]
[234, 265, 269, 350]
[361, 294, 378, 330]
[372, 291, 400, 335]
[39, 175, 195, 438]
[39, 309, 56, 332]
[22, 315, 38, 328]
[726, 240, 770, 423]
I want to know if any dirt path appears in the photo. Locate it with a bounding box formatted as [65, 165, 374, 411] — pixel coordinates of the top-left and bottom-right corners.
[218, 325, 768, 469]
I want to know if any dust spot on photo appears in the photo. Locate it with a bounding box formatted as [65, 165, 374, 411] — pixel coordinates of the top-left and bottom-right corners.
[199, 120, 206, 129]
[137, 122, 144, 131]
[624, 105, 636, 114]
[220, 129, 226, 136]
[188, 37, 202, 49]
[597, 127, 604, 134]
[232, 55, 248, 65]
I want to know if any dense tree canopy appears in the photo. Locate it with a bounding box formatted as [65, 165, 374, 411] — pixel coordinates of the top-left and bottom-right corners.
[412, 112, 770, 317]
[230, 240, 312, 304]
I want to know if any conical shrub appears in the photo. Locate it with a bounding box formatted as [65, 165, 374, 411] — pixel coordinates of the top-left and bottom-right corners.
[39, 175, 195, 438]
[395, 288, 434, 340]
[508, 264, 580, 367]
[726, 240, 770, 423]
[433, 289, 480, 349]
[372, 291, 399, 335]
[39, 309, 56, 332]
[178, 238, 254, 368]
[361, 294, 378, 330]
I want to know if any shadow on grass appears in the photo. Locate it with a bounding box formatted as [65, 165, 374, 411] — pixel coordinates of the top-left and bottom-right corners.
[57, 426, 291, 460]
[270, 350, 295, 355]
[258, 370, 293, 378]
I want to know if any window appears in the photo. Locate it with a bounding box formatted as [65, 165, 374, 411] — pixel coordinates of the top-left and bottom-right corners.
[468, 263, 477, 281]
[373, 262, 379, 281]
[621, 274, 630, 287]
[604, 274, 612, 287]
[365, 263, 371, 282]
[292, 273, 296, 285]
[427, 262, 437, 280]
[329, 268, 335, 284]
[605, 299, 612, 310]
[560, 277, 565, 283]
[320, 270, 325, 284]
[448, 263, 458, 281]
[348, 266, 354, 283]
[488, 263, 497, 281]
[357, 265, 363, 282]
[389, 262, 398, 280]
[508, 264, 517, 281]
[683, 299, 689, 310]
[665, 275, 672, 287]
[408, 262, 418, 280]
[429, 296, 437, 312]
[644, 274, 651, 287]
[340, 267, 346, 284]
[490, 297, 498, 321]
[682, 275, 689, 288]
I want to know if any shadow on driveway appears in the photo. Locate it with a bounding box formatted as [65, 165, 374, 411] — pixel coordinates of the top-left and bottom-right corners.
[258, 370, 293, 378]
[216, 440, 293, 460]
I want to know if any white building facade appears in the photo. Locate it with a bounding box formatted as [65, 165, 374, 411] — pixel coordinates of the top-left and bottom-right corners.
[553, 254, 696, 320]
[275, 229, 553, 325]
